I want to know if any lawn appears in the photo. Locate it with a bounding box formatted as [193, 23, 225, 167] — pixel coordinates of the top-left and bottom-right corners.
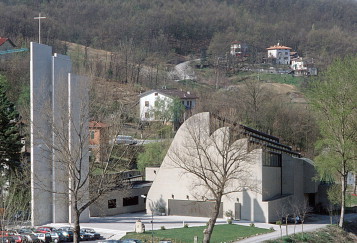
[122, 224, 273, 243]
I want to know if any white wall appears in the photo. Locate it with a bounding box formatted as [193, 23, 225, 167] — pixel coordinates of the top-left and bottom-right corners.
[139, 93, 172, 121]
[268, 49, 290, 64]
[31, 42, 53, 226]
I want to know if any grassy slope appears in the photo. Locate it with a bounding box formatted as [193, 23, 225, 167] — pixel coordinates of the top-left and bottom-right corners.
[268, 224, 357, 243]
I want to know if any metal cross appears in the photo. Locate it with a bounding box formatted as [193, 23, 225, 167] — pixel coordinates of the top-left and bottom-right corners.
[34, 13, 47, 44]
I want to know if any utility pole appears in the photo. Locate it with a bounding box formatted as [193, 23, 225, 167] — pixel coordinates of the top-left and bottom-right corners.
[34, 13, 47, 44]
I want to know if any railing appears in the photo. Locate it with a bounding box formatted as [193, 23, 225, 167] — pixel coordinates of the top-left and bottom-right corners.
[0, 48, 29, 55]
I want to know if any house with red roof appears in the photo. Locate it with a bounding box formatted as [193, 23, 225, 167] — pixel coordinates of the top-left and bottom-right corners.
[266, 43, 292, 65]
[0, 37, 16, 51]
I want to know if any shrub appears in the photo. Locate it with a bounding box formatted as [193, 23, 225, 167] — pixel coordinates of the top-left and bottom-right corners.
[160, 226, 166, 230]
[227, 219, 233, 224]
[224, 210, 233, 218]
[184, 223, 189, 228]
[250, 223, 255, 227]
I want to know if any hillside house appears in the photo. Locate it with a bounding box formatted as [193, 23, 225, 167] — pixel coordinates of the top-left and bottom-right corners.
[0, 37, 16, 51]
[139, 88, 197, 123]
[89, 121, 109, 162]
[266, 44, 292, 65]
[145, 112, 323, 223]
[291, 58, 317, 76]
[230, 41, 249, 57]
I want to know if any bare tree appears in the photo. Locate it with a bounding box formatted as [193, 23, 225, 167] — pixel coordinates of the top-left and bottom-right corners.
[168, 113, 259, 243]
[32, 79, 137, 243]
[296, 199, 312, 235]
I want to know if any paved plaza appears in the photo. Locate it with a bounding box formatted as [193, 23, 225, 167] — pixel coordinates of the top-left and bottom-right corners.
[46, 212, 357, 242]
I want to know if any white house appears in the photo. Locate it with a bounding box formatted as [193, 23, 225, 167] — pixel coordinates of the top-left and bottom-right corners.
[230, 41, 249, 57]
[139, 89, 197, 122]
[267, 43, 292, 65]
[291, 58, 318, 76]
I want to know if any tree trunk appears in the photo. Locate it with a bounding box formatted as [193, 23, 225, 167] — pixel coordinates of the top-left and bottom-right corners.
[203, 197, 221, 243]
[339, 173, 346, 227]
[73, 207, 81, 243]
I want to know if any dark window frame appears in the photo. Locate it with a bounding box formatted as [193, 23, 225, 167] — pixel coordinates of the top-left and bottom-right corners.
[123, 196, 139, 207]
[263, 151, 282, 167]
[108, 199, 117, 209]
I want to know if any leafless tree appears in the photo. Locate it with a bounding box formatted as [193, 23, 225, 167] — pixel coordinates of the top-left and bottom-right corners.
[297, 199, 312, 235]
[168, 114, 259, 243]
[275, 198, 291, 238]
[31, 79, 137, 243]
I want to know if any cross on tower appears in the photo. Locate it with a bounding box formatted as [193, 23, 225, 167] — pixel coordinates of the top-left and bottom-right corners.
[34, 13, 47, 44]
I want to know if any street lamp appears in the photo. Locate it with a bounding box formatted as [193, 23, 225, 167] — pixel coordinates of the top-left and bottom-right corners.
[141, 195, 154, 243]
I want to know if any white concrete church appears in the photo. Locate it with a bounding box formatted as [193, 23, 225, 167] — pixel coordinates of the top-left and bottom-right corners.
[145, 112, 322, 223]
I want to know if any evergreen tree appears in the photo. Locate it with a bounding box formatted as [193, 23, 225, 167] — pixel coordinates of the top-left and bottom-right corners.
[0, 75, 22, 174]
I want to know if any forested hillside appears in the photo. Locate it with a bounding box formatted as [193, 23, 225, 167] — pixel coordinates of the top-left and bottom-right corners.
[1, 0, 357, 157]
[1, 0, 357, 63]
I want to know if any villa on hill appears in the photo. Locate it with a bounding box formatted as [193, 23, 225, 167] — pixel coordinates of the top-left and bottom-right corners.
[139, 88, 197, 124]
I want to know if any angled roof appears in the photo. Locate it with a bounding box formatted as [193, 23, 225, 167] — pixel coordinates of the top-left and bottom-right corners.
[139, 88, 198, 99]
[0, 37, 16, 47]
[267, 44, 292, 50]
[89, 121, 109, 128]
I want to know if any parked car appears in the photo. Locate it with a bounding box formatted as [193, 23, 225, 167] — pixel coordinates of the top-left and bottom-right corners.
[49, 232, 65, 243]
[0, 236, 15, 243]
[79, 232, 91, 241]
[34, 233, 51, 243]
[56, 228, 73, 232]
[16, 229, 35, 235]
[20, 234, 39, 243]
[97, 241, 121, 243]
[116, 135, 137, 145]
[10, 235, 22, 243]
[80, 229, 100, 240]
[281, 215, 301, 224]
[121, 240, 142, 243]
[54, 230, 72, 242]
[35, 228, 53, 234]
[0, 232, 15, 237]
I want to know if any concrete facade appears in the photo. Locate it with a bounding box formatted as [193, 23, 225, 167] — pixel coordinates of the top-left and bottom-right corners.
[146, 112, 319, 223]
[52, 53, 71, 223]
[89, 184, 150, 217]
[31, 43, 53, 226]
[30, 42, 89, 226]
